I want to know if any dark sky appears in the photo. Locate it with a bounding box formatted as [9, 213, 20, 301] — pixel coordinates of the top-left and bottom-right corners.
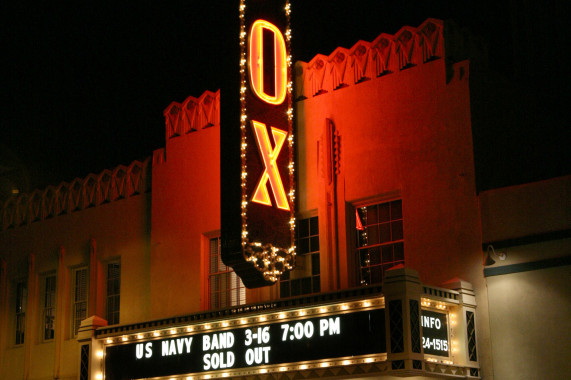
[2, 1, 569, 196]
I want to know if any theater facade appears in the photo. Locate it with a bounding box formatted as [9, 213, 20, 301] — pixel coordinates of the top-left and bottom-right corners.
[1, 4, 570, 380]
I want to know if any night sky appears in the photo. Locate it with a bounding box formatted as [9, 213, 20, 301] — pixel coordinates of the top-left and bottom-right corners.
[2, 0, 568, 197]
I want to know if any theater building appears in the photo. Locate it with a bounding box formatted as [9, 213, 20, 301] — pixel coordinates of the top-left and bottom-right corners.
[1, 12, 570, 380]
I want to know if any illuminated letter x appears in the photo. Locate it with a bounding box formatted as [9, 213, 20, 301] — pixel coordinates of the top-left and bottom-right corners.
[251, 120, 290, 210]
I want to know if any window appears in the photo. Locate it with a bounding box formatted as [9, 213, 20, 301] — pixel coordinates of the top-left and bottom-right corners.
[106, 262, 120, 325]
[72, 267, 88, 337]
[42, 275, 56, 341]
[280, 216, 320, 298]
[15, 281, 27, 345]
[356, 200, 404, 285]
[208, 237, 245, 309]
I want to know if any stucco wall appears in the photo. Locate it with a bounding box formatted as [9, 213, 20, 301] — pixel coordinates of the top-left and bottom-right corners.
[480, 175, 571, 244]
[296, 57, 492, 377]
[481, 176, 571, 379]
[487, 264, 571, 379]
[0, 191, 150, 380]
[150, 123, 221, 318]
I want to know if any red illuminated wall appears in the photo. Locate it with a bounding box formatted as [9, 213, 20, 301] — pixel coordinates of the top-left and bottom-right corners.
[296, 20, 482, 289]
[293, 19, 491, 376]
[150, 90, 221, 318]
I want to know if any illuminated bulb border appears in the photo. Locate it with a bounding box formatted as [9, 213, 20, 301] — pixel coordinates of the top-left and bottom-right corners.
[99, 298, 398, 377]
[238, 0, 296, 283]
[181, 355, 386, 379]
[101, 297, 385, 346]
[99, 296, 465, 376]
[420, 298, 449, 310]
[426, 357, 454, 366]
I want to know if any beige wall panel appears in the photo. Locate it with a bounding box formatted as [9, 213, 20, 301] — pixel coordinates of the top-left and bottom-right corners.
[487, 265, 571, 379]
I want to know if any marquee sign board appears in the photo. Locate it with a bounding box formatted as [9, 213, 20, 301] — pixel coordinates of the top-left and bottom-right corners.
[103, 309, 386, 379]
[421, 310, 449, 357]
[221, 0, 295, 288]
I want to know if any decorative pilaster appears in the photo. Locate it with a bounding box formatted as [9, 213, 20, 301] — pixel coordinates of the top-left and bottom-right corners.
[319, 118, 343, 291]
[383, 265, 424, 374]
[443, 278, 480, 377]
[77, 316, 108, 380]
[89, 238, 97, 317]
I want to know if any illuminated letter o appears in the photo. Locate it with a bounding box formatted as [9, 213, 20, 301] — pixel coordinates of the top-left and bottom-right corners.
[249, 19, 287, 105]
[245, 348, 254, 365]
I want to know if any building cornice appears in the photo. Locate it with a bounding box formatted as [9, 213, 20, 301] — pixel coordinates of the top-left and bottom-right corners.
[163, 90, 220, 140]
[294, 19, 444, 100]
[0, 159, 151, 230]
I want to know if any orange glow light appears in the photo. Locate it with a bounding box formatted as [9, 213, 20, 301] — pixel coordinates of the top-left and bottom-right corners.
[251, 120, 290, 210]
[249, 20, 287, 105]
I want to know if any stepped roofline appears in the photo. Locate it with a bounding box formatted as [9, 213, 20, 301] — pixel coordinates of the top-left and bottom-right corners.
[153, 90, 220, 166]
[163, 90, 220, 140]
[294, 18, 444, 99]
[0, 159, 150, 230]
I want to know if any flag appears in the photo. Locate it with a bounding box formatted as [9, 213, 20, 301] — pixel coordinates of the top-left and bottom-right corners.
[356, 209, 364, 230]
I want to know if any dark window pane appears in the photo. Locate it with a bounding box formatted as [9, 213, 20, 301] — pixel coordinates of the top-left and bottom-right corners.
[379, 203, 390, 222]
[43, 276, 56, 340]
[367, 225, 380, 245]
[370, 266, 383, 284]
[361, 269, 371, 285]
[369, 246, 381, 265]
[359, 249, 370, 267]
[283, 216, 319, 298]
[355, 200, 404, 288]
[298, 218, 309, 238]
[394, 242, 404, 261]
[310, 236, 319, 252]
[16, 282, 27, 344]
[380, 222, 391, 243]
[367, 205, 378, 225]
[391, 200, 402, 219]
[382, 245, 393, 262]
[392, 220, 403, 240]
[358, 229, 368, 247]
[309, 216, 319, 235]
[312, 253, 320, 275]
[298, 237, 310, 254]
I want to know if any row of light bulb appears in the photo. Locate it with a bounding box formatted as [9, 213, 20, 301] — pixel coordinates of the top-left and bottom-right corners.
[101, 298, 382, 346]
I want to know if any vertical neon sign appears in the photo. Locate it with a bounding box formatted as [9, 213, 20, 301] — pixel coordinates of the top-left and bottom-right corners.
[221, 0, 294, 287]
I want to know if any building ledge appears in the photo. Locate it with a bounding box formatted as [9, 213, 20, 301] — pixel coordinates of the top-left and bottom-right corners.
[0, 158, 150, 230]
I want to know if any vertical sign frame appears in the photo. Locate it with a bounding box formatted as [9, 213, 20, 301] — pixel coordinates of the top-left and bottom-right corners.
[222, 0, 295, 288]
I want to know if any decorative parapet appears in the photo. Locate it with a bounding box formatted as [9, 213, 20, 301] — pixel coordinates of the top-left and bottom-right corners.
[0, 159, 151, 231]
[163, 90, 220, 140]
[294, 19, 444, 100]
